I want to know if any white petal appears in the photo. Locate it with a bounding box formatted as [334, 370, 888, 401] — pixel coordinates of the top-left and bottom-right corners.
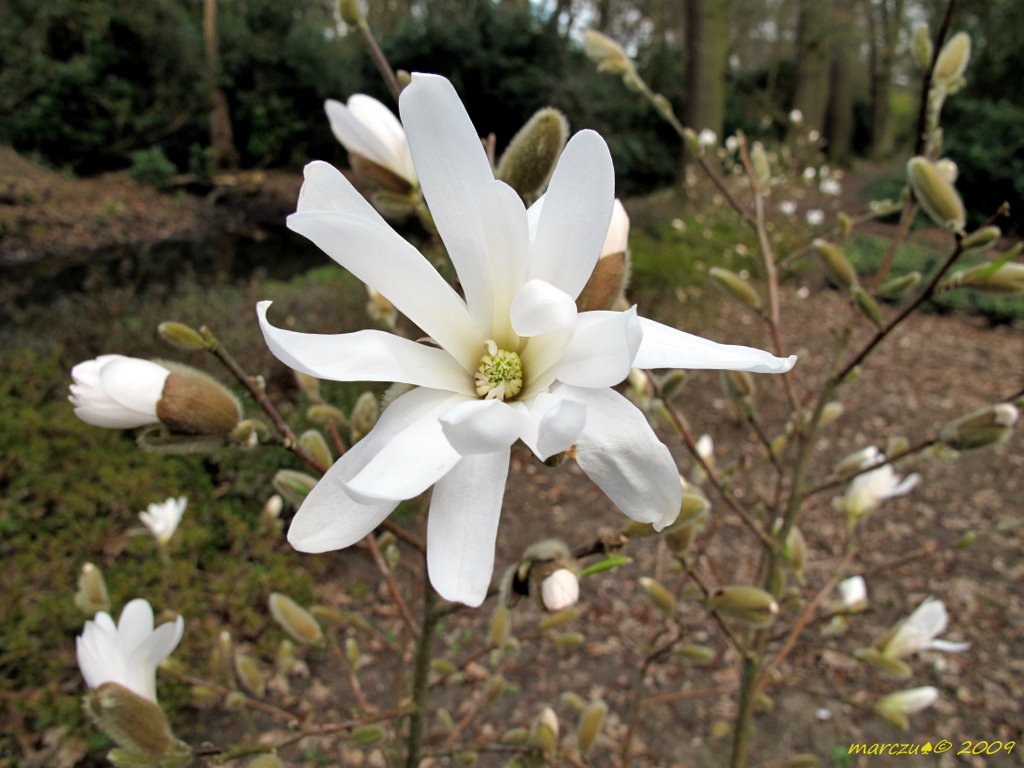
[129, 616, 184, 701]
[427, 449, 510, 606]
[325, 99, 404, 180]
[344, 392, 465, 502]
[528, 130, 615, 298]
[601, 199, 630, 257]
[72, 405, 157, 429]
[564, 385, 681, 530]
[341, 95, 416, 184]
[923, 639, 970, 653]
[98, 358, 169, 415]
[885, 473, 920, 499]
[439, 399, 527, 455]
[510, 279, 578, 337]
[520, 391, 587, 460]
[295, 160, 387, 226]
[399, 73, 495, 327]
[633, 317, 797, 373]
[479, 181, 530, 345]
[526, 194, 544, 242]
[257, 301, 474, 394]
[907, 598, 949, 639]
[115, 599, 155, 655]
[286, 210, 480, 370]
[286, 387, 453, 552]
[548, 308, 641, 388]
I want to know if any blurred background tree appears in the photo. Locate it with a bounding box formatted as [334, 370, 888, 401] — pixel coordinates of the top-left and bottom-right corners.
[0, 0, 1019, 227]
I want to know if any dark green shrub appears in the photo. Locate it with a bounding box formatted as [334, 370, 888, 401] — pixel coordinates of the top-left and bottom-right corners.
[129, 146, 176, 190]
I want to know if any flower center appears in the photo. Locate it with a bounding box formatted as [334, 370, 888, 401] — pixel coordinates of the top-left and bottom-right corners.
[474, 340, 523, 401]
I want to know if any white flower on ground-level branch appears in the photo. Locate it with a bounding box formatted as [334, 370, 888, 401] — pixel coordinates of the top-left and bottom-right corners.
[325, 94, 417, 193]
[257, 73, 797, 606]
[878, 597, 970, 659]
[139, 496, 188, 545]
[874, 686, 939, 730]
[77, 598, 184, 702]
[836, 446, 919, 523]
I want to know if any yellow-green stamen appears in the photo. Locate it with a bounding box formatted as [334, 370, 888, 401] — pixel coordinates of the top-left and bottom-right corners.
[475, 340, 524, 401]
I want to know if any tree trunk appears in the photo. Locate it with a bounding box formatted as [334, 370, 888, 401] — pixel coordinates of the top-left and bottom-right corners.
[685, 0, 727, 139]
[828, 0, 855, 163]
[204, 0, 239, 169]
[791, 0, 831, 134]
[865, 0, 905, 158]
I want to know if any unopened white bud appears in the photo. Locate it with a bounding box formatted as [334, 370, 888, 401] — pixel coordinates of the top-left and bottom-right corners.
[540, 569, 580, 611]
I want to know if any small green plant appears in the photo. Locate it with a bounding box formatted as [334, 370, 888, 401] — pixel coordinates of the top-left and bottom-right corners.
[129, 146, 177, 190]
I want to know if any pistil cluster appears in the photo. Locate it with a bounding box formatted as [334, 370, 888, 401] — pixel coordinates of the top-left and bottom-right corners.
[474, 340, 524, 401]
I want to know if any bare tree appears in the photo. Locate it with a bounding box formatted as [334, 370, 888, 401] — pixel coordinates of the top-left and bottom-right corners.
[203, 0, 239, 169]
[686, 0, 728, 139]
[791, 0, 831, 133]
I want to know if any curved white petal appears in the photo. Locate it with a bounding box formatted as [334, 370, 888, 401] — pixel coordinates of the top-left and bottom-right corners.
[345, 95, 416, 183]
[528, 131, 615, 298]
[907, 598, 949, 639]
[520, 391, 587, 460]
[72, 405, 157, 429]
[114, 599, 155, 655]
[287, 387, 454, 552]
[602, 199, 630, 256]
[885, 473, 920, 499]
[325, 98, 408, 181]
[439, 399, 527, 455]
[510, 279, 578, 337]
[548, 307, 641, 388]
[257, 301, 474, 395]
[399, 73, 495, 327]
[480, 180, 530, 345]
[564, 385, 681, 530]
[286, 209, 480, 370]
[633, 317, 797, 373]
[295, 160, 387, 227]
[129, 616, 184, 701]
[344, 391, 466, 502]
[427, 449, 510, 606]
[98, 358, 168, 415]
[923, 639, 970, 653]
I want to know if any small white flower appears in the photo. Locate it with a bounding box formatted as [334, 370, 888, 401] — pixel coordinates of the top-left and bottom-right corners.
[815, 707, 832, 721]
[805, 209, 825, 226]
[819, 178, 842, 196]
[258, 74, 796, 606]
[779, 200, 797, 216]
[842, 452, 919, 521]
[695, 434, 714, 463]
[802, 166, 816, 181]
[601, 199, 630, 256]
[541, 569, 580, 611]
[837, 575, 868, 612]
[76, 599, 184, 702]
[881, 597, 970, 659]
[788, 109, 804, 124]
[724, 135, 739, 152]
[808, 129, 821, 142]
[139, 496, 187, 545]
[875, 686, 938, 729]
[697, 128, 717, 148]
[69, 356, 170, 429]
[325, 95, 417, 188]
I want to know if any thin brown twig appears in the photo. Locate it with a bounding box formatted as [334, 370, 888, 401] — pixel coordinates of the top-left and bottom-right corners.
[358, 23, 402, 103]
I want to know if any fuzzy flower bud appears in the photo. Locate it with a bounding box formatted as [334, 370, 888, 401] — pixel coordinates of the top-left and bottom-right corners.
[338, 0, 365, 28]
[874, 687, 938, 730]
[709, 267, 762, 309]
[268, 592, 323, 645]
[639, 576, 676, 615]
[933, 32, 971, 86]
[272, 470, 318, 507]
[349, 391, 380, 443]
[951, 260, 1024, 295]
[531, 707, 560, 757]
[75, 563, 111, 615]
[583, 30, 635, 77]
[939, 403, 1019, 450]
[576, 700, 608, 757]
[299, 429, 333, 469]
[911, 23, 933, 72]
[84, 683, 192, 767]
[907, 156, 965, 232]
[960, 225, 1000, 252]
[157, 321, 207, 352]
[497, 107, 569, 202]
[577, 200, 631, 312]
[813, 240, 858, 290]
[750, 142, 771, 184]
[708, 585, 779, 627]
[876, 272, 922, 298]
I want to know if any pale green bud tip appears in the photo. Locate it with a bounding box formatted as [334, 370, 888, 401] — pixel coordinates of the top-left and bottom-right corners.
[247, 755, 284, 768]
[933, 32, 971, 84]
[876, 271, 922, 298]
[299, 429, 333, 469]
[350, 391, 380, 441]
[683, 128, 702, 157]
[638, 576, 676, 614]
[576, 700, 608, 757]
[75, 562, 110, 614]
[874, 687, 938, 730]
[583, 30, 633, 75]
[272, 469, 318, 507]
[234, 653, 266, 698]
[853, 287, 883, 328]
[940, 403, 1019, 451]
[352, 725, 385, 746]
[907, 156, 965, 232]
[531, 707, 560, 756]
[338, 0, 364, 27]
[751, 142, 770, 184]
[488, 604, 511, 648]
[497, 107, 569, 200]
[955, 260, 1024, 295]
[84, 683, 190, 764]
[960, 225, 1000, 251]
[912, 22, 933, 71]
[709, 267, 762, 309]
[708, 585, 779, 627]
[157, 322, 206, 351]
[268, 592, 323, 644]
[813, 239, 858, 290]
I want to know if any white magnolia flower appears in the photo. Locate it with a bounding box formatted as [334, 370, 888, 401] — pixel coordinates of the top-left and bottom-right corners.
[541, 568, 580, 611]
[725, 135, 739, 153]
[697, 128, 717, 148]
[69, 355, 170, 429]
[875, 686, 938, 729]
[882, 597, 970, 659]
[805, 209, 825, 226]
[325, 95, 417, 188]
[779, 200, 797, 216]
[837, 575, 868, 612]
[601, 199, 630, 256]
[139, 496, 188, 545]
[842, 451, 919, 521]
[257, 74, 796, 606]
[819, 178, 842, 196]
[76, 598, 184, 702]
